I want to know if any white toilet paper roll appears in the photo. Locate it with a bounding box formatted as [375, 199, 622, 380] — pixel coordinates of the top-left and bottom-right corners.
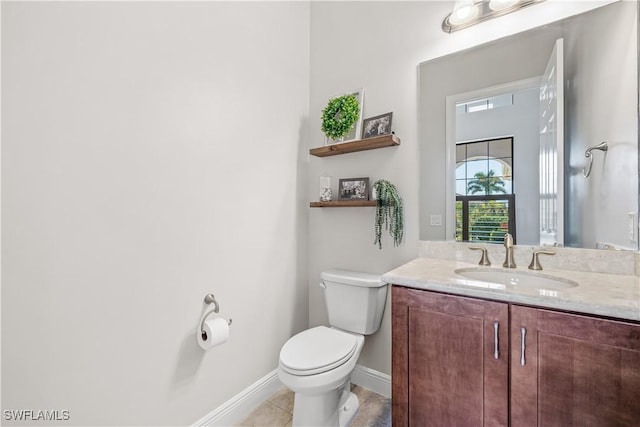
[197, 317, 230, 350]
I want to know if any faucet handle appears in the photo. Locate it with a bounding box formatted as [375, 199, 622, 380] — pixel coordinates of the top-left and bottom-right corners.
[469, 246, 491, 266]
[528, 249, 556, 271]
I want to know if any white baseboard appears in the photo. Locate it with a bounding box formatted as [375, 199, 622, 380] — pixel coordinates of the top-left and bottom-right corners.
[192, 364, 391, 427]
[192, 369, 281, 427]
[351, 364, 391, 398]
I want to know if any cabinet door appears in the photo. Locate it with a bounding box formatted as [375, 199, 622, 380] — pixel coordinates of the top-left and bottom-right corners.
[392, 287, 509, 427]
[511, 305, 640, 426]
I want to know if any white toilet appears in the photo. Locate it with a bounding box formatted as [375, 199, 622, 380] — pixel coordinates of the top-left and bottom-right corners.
[278, 269, 388, 427]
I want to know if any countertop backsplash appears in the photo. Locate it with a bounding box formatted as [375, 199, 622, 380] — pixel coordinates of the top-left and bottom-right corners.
[418, 241, 640, 277]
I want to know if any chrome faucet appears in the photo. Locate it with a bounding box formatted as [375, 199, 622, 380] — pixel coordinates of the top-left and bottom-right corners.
[503, 233, 516, 268]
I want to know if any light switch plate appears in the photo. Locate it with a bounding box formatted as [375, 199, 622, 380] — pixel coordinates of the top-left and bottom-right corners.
[430, 214, 442, 226]
[628, 212, 638, 243]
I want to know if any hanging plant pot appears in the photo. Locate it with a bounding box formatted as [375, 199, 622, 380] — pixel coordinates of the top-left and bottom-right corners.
[373, 179, 404, 249]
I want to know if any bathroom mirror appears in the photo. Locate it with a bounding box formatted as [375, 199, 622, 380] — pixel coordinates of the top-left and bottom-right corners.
[419, 1, 639, 250]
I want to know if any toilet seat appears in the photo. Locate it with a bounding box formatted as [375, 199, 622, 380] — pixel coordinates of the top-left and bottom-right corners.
[279, 326, 359, 376]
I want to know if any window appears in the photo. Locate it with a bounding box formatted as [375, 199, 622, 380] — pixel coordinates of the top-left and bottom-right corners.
[455, 137, 515, 244]
[455, 93, 514, 114]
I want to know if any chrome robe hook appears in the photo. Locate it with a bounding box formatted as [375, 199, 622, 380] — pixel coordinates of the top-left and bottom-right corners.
[583, 141, 608, 178]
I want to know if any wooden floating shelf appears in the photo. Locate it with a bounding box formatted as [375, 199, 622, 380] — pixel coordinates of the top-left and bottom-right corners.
[310, 134, 400, 157]
[310, 200, 377, 208]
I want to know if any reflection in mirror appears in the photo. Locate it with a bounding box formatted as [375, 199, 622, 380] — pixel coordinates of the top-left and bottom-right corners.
[455, 137, 516, 244]
[419, 1, 638, 250]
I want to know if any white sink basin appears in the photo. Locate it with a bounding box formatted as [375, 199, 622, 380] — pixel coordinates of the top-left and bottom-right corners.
[455, 267, 579, 291]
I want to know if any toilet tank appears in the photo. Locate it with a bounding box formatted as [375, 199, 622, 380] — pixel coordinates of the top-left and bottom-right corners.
[320, 269, 388, 335]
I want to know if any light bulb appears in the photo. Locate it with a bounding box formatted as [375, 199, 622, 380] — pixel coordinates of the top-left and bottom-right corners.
[448, 0, 480, 26]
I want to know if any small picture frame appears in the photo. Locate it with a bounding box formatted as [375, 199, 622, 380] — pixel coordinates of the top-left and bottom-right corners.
[362, 112, 393, 139]
[338, 177, 370, 201]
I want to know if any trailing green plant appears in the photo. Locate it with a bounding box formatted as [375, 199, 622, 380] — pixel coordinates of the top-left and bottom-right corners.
[321, 94, 360, 140]
[373, 179, 404, 249]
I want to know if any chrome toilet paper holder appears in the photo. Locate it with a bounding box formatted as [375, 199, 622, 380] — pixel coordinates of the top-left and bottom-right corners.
[200, 294, 232, 341]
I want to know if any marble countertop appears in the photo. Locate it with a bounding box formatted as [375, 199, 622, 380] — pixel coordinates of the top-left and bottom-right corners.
[382, 257, 640, 322]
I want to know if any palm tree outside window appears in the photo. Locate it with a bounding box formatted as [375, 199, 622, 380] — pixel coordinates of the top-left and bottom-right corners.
[455, 137, 515, 244]
[467, 170, 507, 195]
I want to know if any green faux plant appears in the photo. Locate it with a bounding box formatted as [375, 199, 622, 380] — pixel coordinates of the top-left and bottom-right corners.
[321, 94, 360, 140]
[373, 179, 404, 249]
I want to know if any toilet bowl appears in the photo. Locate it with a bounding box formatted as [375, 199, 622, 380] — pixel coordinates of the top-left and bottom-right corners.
[279, 326, 364, 426]
[277, 269, 388, 427]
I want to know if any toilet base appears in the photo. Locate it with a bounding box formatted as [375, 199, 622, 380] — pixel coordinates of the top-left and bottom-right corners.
[291, 380, 359, 427]
[338, 390, 359, 427]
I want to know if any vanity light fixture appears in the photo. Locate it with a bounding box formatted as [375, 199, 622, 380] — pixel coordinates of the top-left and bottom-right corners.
[488, 0, 520, 12]
[442, 0, 545, 33]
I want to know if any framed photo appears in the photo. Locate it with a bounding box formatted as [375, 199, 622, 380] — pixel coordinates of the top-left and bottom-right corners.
[362, 112, 393, 139]
[327, 88, 365, 144]
[338, 177, 370, 201]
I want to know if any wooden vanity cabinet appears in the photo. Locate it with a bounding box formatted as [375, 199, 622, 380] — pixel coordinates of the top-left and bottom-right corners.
[392, 286, 509, 426]
[392, 286, 640, 427]
[511, 305, 640, 426]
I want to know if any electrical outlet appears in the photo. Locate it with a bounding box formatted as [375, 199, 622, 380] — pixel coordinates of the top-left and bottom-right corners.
[430, 214, 442, 226]
[628, 212, 638, 243]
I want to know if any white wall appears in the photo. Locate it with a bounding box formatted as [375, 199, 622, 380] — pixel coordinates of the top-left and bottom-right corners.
[2, 2, 309, 426]
[564, 1, 638, 249]
[309, 0, 618, 376]
[456, 88, 541, 245]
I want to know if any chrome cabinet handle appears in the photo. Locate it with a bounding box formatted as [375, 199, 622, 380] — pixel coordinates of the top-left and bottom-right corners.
[493, 321, 499, 359]
[520, 327, 527, 366]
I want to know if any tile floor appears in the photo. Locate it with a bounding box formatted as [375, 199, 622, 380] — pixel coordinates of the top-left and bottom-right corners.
[235, 384, 391, 427]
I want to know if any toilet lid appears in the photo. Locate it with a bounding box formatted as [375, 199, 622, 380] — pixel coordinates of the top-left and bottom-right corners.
[279, 326, 359, 376]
